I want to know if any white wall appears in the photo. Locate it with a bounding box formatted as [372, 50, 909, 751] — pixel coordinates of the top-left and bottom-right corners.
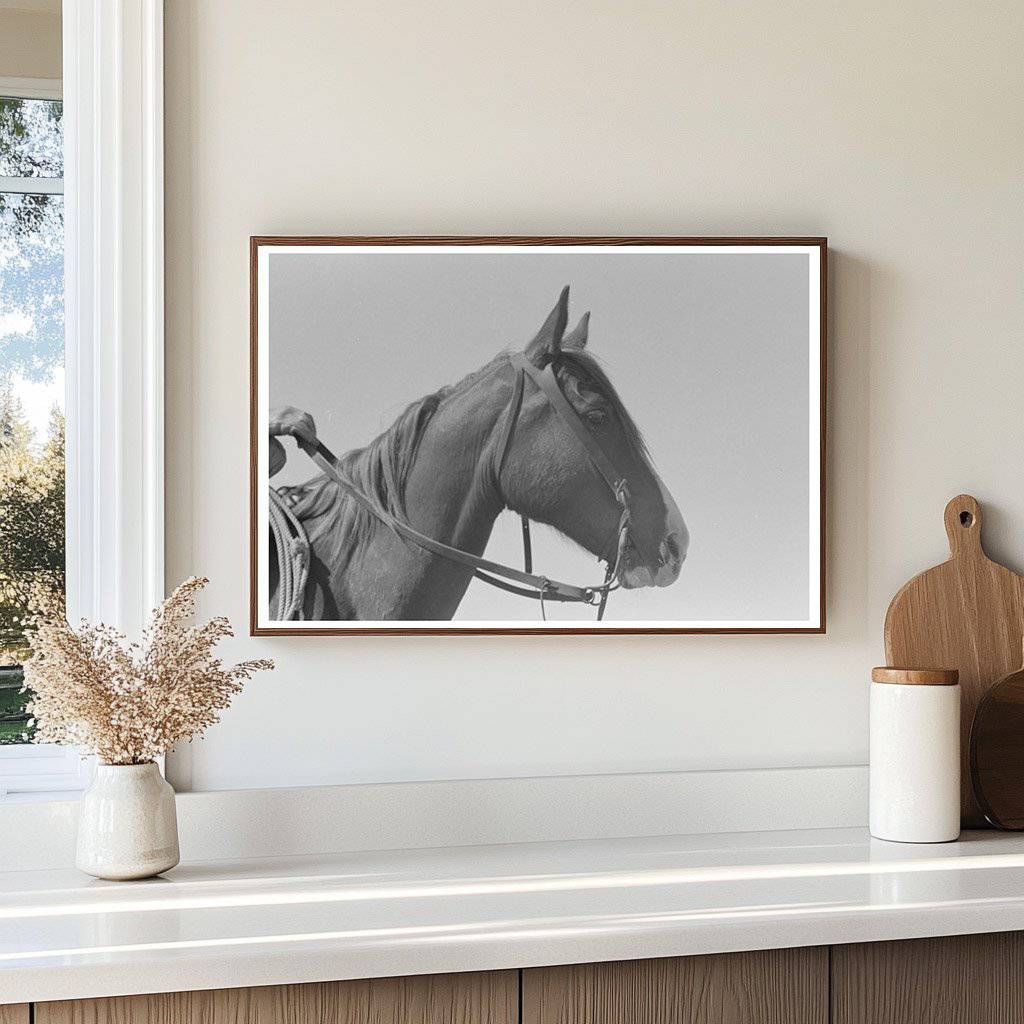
[164, 1, 1024, 792]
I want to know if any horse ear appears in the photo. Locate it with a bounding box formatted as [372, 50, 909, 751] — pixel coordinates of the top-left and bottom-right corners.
[525, 286, 570, 366]
[562, 311, 590, 351]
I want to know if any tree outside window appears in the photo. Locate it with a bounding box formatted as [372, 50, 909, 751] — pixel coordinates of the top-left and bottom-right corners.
[0, 94, 65, 744]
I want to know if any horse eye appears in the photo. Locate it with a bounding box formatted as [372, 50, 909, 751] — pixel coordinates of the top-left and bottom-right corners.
[585, 408, 607, 425]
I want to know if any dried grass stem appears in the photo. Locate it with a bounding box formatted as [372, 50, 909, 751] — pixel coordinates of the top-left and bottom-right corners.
[23, 577, 273, 765]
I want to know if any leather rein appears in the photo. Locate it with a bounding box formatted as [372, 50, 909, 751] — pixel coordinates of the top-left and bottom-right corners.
[295, 352, 632, 621]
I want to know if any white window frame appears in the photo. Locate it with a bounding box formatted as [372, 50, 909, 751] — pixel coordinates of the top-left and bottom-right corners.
[0, 77, 61, 101]
[0, 1, 164, 800]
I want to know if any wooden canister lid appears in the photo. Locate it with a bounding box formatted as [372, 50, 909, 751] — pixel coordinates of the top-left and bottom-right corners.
[871, 667, 959, 686]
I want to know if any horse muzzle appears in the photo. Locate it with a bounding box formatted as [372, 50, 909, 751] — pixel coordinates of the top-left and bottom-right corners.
[617, 526, 688, 589]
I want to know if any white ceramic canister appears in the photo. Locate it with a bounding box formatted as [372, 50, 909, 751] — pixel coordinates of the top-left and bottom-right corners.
[76, 762, 180, 880]
[870, 667, 961, 843]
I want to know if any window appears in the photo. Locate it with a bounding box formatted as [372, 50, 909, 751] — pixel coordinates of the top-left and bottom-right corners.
[0, 6, 165, 800]
[1, 84, 65, 716]
[0, 78, 82, 798]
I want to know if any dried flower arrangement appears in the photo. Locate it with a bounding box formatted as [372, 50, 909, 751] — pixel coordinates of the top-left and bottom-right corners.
[23, 577, 273, 765]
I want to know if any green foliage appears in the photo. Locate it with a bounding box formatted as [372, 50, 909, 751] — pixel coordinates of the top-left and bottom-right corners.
[0, 665, 31, 744]
[0, 388, 65, 650]
[0, 388, 65, 743]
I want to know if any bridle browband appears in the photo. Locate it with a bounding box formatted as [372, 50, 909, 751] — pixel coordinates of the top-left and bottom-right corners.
[295, 352, 633, 621]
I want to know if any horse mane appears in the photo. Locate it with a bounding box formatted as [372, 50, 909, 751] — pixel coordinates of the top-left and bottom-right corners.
[338, 394, 440, 520]
[282, 392, 438, 544]
[285, 354, 506, 545]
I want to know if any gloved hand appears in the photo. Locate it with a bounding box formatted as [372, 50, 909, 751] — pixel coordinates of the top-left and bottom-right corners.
[269, 406, 317, 477]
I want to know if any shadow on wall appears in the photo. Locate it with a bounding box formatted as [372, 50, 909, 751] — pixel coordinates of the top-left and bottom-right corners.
[827, 248, 873, 643]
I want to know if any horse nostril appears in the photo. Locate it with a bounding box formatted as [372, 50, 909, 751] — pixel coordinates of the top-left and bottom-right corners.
[661, 533, 680, 566]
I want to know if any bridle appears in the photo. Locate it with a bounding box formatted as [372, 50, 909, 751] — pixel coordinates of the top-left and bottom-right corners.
[295, 353, 633, 620]
[290, 352, 634, 621]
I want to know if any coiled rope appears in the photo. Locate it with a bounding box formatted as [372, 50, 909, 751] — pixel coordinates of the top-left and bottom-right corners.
[268, 487, 310, 620]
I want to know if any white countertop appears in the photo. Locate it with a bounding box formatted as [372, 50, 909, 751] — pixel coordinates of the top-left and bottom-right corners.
[3, 826, 1024, 1004]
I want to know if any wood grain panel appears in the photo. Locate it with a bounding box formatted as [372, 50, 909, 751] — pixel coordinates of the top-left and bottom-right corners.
[833, 932, 1024, 1024]
[36, 970, 517, 1024]
[0, 1006, 29, 1024]
[523, 949, 828, 1024]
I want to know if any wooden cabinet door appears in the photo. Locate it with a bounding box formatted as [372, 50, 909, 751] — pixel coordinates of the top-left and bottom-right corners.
[523, 948, 828, 1024]
[0, 1007, 29, 1024]
[833, 932, 1024, 1024]
[35, 971, 517, 1024]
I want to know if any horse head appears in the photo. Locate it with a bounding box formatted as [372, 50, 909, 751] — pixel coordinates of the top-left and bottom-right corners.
[499, 287, 688, 589]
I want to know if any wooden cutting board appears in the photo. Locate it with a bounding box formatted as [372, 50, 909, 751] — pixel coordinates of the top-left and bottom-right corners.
[884, 494, 1024, 827]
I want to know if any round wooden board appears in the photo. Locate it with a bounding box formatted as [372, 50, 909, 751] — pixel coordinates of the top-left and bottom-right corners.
[971, 665, 1024, 829]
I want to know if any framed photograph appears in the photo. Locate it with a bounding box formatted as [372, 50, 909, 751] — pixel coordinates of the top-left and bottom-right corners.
[251, 236, 826, 635]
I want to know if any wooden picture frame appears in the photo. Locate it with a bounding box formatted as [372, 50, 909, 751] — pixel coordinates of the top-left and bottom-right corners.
[251, 236, 827, 635]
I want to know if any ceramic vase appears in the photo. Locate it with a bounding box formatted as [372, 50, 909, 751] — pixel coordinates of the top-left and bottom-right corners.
[76, 762, 180, 880]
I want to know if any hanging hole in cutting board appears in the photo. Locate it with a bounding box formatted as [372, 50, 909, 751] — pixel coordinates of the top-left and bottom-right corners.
[960, 510, 974, 527]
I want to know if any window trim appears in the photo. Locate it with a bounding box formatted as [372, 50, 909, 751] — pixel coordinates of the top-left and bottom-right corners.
[0, 79, 64, 196]
[0, 1, 165, 799]
[64, 0, 165, 634]
[0, 175, 62, 194]
[0, 76, 61, 101]
[0, 742, 93, 800]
